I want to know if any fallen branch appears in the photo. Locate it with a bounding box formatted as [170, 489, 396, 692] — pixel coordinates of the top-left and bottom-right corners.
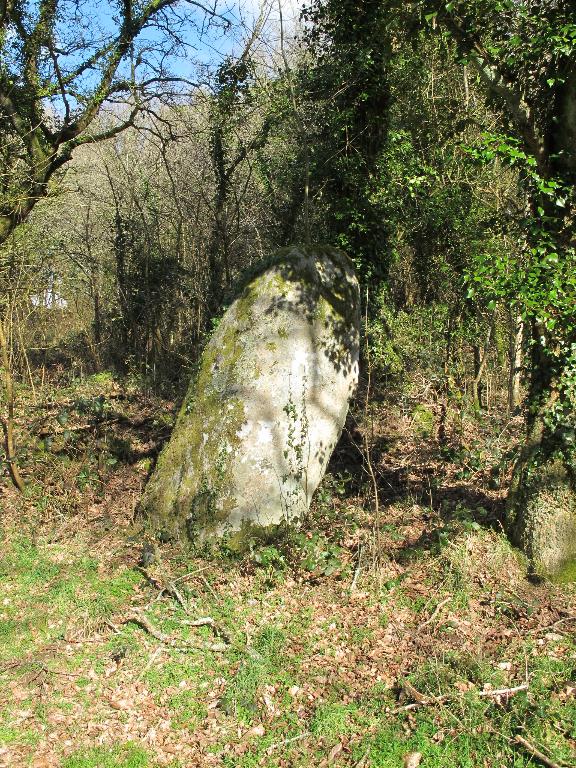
[138, 645, 165, 680]
[183, 617, 215, 627]
[478, 683, 528, 699]
[137, 566, 190, 613]
[125, 609, 169, 642]
[350, 544, 363, 592]
[266, 731, 310, 754]
[353, 752, 369, 768]
[417, 597, 450, 632]
[392, 681, 528, 713]
[171, 566, 211, 584]
[167, 582, 189, 612]
[119, 609, 227, 652]
[514, 735, 566, 768]
[199, 574, 219, 601]
[402, 680, 433, 705]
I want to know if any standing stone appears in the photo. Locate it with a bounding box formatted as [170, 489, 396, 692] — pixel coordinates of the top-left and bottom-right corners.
[140, 245, 360, 549]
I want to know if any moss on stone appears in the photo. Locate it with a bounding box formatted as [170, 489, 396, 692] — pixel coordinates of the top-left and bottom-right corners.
[139, 284, 258, 541]
[509, 455, 576, 579]
[140, 244, 360, 551]
[552, 558, 576, 583]
[221, 518, 294, 553]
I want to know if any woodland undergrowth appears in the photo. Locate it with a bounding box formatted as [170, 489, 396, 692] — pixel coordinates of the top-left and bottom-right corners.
[0, 370, 575, 768]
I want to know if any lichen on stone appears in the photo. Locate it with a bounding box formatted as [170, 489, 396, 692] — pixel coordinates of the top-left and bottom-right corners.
[509, 454, 576, 580]
[139, 245, 360, 550]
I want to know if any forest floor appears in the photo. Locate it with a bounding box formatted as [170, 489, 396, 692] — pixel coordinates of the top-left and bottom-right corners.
[1, 372, 575, 768]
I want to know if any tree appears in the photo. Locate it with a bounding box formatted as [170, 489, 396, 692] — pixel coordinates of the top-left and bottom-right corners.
[205, 42, 274, 314]
[0, 0, 224, 488]
[302, 0, 393, 278]
[0, 0, 224, 246]
[422, 0, 576, 576]
[377, 27, 522, 426]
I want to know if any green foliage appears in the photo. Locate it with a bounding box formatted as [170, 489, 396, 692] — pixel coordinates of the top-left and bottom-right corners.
[249, 544, 286, 570]
[302, 0, 394, 278]
[365, 287, 403, 378]
[310, 702, 360, 739]
[314, 471, 353, 508]
[412, 404, 435, 438]
[290, 532, 345, 577]
[464, 128, 576, 449]
[61, 743, 150, 768]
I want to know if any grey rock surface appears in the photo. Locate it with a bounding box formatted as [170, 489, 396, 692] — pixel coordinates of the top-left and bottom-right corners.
[140, 245, 360, 548]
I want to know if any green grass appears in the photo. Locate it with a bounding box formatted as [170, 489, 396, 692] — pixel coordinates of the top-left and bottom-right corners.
[0, 725, 41, 747]
[61, 742, 151, 768]
[310, 702, 360, 739]
[168, 688, 209, 729]
[221, 626, 294, 722]
[0, 521, 574, 768]
[348, 634, 576, 768]
[0, 536, 141, 661]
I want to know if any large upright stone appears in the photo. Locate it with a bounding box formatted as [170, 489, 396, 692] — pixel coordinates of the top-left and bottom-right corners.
[140, 245, 360, 548]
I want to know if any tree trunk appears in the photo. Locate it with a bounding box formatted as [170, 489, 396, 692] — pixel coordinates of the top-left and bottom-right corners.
[471, 344, 483, 411]
[471, 320, 492, 412]
[0, 317, 25, 492]
[506, 417, 576, 580]
[507, 309, 524, 413]
[506, 329, 576, 579]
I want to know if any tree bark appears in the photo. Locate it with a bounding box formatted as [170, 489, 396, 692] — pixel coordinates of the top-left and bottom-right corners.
[506, 417, 576, 579]
[506, 326, 576, 578]
[0, 317, 25, 492]
[507, 309, 524, 413]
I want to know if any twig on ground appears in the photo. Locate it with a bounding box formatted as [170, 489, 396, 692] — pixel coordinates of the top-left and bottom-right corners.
[392, 681, 528, 713]
[183, 615, 233, 644]
[172, 566, 211, 584]
[164, 581, 189, 612]
[199, 574, 219, 601]
[529, 616, 576, 635]
[478, 683, 528, 699]
[106, 620, 122, 635]
[402, 680, 433, 705]
[118, 609, 228, 652]
[137, 566, 190, 612]
[125, 609, 169, 642]
[514, 734, 566, 768]
[138, 644, 165, 679]
[136, 566, 163, 591]
[417, 597, 450, 631]
[350, 544, 363, 592]
[266, 732, 310, 753]
[182, 617, 215, 627]
[353, 751, 369, 768]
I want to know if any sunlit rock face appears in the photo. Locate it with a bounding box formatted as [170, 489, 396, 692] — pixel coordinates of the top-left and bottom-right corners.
[139, 245, 360, 549]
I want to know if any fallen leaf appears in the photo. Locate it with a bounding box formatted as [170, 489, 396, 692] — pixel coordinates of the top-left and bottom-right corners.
[108, 697, 131, 710]
[404, 752, 422, 768]
[328, 742, 343, 763]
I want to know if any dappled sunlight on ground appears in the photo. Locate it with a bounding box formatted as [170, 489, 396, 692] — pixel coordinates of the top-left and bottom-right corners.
[1, 375, 575, 767]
